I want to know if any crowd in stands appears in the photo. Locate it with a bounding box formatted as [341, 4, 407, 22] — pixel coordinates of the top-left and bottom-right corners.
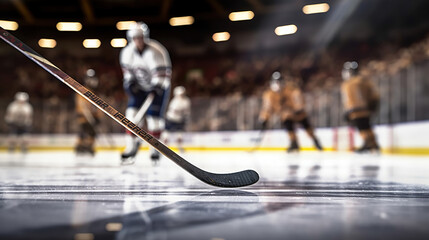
[2, 33, 429, 101]
[1, 33, 429, 132]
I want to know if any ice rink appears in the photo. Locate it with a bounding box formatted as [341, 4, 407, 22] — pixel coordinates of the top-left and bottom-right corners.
[0, 150, 429, 240]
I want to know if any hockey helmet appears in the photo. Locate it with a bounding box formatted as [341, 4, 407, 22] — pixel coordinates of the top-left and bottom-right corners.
[342, 61, 358, 81]
[86, 69, 96, 78]
[15, 92, 29, 102]
[85, 69, 98, 89]
[270, 71, 281, 92]
[174, 86, 186, 96]
[126, 22, 150, 41]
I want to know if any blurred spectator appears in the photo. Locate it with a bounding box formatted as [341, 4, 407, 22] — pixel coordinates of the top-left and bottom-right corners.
[2, 32, 429, 133]
[5, 92, 33, 153]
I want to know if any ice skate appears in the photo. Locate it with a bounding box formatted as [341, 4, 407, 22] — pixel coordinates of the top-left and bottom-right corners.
[150, 150, 160, 165]
[314, 138, 323, 151]
[8, 144, 15, 153]
[75, 145, 94, 156]
[75, 145, 86, 155]
[287, 141, 299, 153]
[85, 146, 95, 156]
[20, 145, 28, 154]
[121, 155, 136, 165]
[355, 140, 380, 154]
[121, 141, 140, 165]
[355, 143, 374, 153]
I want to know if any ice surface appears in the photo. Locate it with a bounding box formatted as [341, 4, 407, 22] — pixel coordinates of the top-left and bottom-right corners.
[0, 150, 429, 239]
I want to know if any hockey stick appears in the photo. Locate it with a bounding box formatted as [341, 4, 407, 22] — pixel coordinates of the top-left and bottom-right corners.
[247, 130, 266, 153]
[79, 101, 114, 149]
[133, 93, 154, 124]
[0, 27, 259, 188]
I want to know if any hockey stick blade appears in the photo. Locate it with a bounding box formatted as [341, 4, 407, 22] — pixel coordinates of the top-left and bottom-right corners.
[0, 27, 259, 188]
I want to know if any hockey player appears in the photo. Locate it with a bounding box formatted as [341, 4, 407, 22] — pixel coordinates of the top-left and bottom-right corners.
[119, 22, 172, 165]
[258, 72, 282, 130]
[280, 75, 323, 152]
[75, 69, 101, 156]
[163, 86, 191, 152]
[259, 72, 322, 153]
[5, 92, 33, 153]
[341, 61, 380, 153]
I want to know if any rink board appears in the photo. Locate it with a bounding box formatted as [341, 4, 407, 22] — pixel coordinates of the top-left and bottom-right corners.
[1, 121, 429, 155]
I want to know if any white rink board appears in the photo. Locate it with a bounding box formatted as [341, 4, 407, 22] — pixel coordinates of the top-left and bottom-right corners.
[0, 121, 429, 152]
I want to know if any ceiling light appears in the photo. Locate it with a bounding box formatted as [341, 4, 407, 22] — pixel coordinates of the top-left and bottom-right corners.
[110, 38, 127, 48]
[116, 21, 137, 30]
[302, 3, 330, 15]
[83, 39, 101, 48]
[212, 32, 230, 42]
[56, 22, 82, 31]
[105, 223, 123, 231]
[0, 20, 19, 31]
[74, 233, 94, 240]
[38, 38, 57, 48]
[229, 11, 254, 21]
[275, 25, 297, 36]
[169, 16, 194, 26]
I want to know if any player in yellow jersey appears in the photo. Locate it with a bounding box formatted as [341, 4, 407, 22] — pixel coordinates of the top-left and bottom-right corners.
[259, 73, 282, 130]
[75, 69, 102, 156]
[280, 75, 323, 152]
[259, 72, 322, 152]
[341, 61, 380, 153]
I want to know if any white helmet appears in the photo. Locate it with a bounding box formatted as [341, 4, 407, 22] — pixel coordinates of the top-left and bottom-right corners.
[126, 22, 150, 41]
[342, 61, 359, 81]
[174, 86, 186, 96]
[86, 68, 96, 78]
[271, 71, 281, 81]
[85, 69, 98, 89]
[270, 71, 281, 92]
[15, 92, 29, 102]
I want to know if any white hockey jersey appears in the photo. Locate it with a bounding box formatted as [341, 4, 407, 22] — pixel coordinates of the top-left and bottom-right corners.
[166, 95, 191, 123]
[120, 39, 172, 91]
[5, 101, 33, 127]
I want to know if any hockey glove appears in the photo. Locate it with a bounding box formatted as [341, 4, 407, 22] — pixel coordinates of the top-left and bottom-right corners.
[127, 81, 141, 95]
[368, 99, 379, 112]
[343, 112, 351, 122]
[260, 120, 267, 130]
[150, 85, 164, 96]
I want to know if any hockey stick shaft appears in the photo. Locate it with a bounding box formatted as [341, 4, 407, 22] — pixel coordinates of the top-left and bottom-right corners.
[134, 93, 154, 124]
[0, 27, 259, 187]
[247, 130, 266, 153]
[84, 111, 116, 149]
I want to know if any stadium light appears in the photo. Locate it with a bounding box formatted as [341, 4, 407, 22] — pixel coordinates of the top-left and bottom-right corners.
[56, 22, 82, 31]
[229, 11, 254, 21]
[169, 16, 194, 26]
[74, 233, 94, 240]
[302, 3, 330, 15]
[212, 32, 230, 42]
[110, 38, 127, 48]
[275, 24, 297, 36]
[38, 38, 57, 48]
[105, 223, 123, 232]
[83, 39, 101, 48]
[116, 21, 137, 30]
[0, 20, 19, 31]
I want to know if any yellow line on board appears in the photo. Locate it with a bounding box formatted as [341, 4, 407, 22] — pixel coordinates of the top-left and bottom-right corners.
[389, 148, 429, 155]
[0, 146, 330, 153]
[0, 146, 428, 155]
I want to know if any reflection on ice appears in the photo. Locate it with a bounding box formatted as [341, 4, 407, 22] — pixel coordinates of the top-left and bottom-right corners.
[0, 151, 429, 239]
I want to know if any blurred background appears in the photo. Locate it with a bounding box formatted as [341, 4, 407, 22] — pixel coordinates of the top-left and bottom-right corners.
[0, 0, 429, 150]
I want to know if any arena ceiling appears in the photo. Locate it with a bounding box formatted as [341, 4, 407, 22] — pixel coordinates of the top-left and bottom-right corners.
[1, 0, 429, 55]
